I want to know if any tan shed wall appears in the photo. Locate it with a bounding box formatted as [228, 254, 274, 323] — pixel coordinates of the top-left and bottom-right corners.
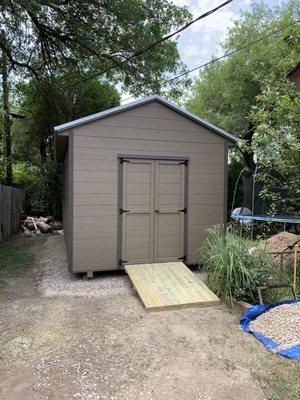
[62, 147, 70, 261]
[62, 137, 74, 271]
[70, 101, 227, 272]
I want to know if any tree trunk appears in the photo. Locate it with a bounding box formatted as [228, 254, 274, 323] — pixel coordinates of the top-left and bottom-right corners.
[1, 48, 13, 185]
[49, 135, 54, 160]
[40, 139, 47, 164]
[240, 122, 256, 173]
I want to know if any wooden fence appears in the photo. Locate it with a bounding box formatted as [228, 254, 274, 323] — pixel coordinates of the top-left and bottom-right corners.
[0, 184, 24, 242]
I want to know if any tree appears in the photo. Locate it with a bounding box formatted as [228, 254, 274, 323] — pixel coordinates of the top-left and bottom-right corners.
[186, 1, 299, 174]
[15, 74, 120, 164]
[252, 75, 300, 214]
[186, 1, 299, 215]
[7, 74, 121, 217]
[1, 47, 12, 184]
[0, 0, 191, 183]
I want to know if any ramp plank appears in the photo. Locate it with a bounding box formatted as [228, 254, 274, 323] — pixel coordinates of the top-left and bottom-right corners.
[125, 262, 220, 311]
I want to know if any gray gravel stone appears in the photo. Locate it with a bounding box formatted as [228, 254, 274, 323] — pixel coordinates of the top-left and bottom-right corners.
[40, 236, 132, 298]
[250, 302, 300, 350]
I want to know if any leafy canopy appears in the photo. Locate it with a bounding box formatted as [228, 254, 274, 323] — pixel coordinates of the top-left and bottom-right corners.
[186, 1, 299, 213]
[0, 0, 191, 96]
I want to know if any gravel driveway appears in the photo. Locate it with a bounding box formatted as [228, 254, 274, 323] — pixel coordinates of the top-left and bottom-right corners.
[0, 236, 299, 400]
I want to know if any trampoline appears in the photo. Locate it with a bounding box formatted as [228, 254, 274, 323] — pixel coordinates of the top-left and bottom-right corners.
[232, 214, 300, 224]
[231, 214, 300, 233]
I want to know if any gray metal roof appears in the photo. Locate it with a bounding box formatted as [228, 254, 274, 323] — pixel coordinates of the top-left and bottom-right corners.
[54, 95, 238, 143]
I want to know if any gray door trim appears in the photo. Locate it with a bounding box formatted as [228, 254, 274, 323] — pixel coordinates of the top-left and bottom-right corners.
[223, 143, 229, 229]
[117, 157, 124, 267]
[117, 155, 189, 266]
[184, 160, 189, 263]
[118, 154, 189, 161]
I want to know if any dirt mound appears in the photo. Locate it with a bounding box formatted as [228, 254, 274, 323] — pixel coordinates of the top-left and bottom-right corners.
[259, 231, 300, 254]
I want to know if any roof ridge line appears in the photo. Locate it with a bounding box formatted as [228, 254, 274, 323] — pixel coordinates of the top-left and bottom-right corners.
[54, 95, 238, 143]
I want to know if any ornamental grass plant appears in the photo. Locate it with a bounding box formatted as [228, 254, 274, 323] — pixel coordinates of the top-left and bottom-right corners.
[200, 225, 288, 305]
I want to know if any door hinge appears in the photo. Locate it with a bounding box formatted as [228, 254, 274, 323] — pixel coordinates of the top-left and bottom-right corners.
[178, 208, 187, 214]
[120, 208, 130, 214]
[119, 259, 128, 265]
[179, 160, 188, 166]
[178, 255, 186, 261]
[120, 158, 130, 164]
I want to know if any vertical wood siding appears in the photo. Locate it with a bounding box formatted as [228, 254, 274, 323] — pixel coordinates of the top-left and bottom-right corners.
[70, 101, 227, 272]
[0, 184, 23, 241]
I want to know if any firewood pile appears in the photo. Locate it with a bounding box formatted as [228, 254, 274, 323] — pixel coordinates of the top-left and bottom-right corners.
[21, 215, 63, 236]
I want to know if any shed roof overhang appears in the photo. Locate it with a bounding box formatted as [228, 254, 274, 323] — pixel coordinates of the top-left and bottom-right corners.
[54, 95, 239, 146]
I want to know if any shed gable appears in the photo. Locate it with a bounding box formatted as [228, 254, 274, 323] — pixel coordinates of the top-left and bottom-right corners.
[71, 101, 226, 145]
[55, 95, 238, 144]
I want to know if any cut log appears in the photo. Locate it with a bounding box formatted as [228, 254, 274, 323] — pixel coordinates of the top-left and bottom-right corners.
[52, 221, 63, 230]
[36, 221, 52, 233]
[38, 217, 49, 223]
[24, 221, 35, 231]
[31, 217, 38, 230]
[22, 226, 32, 237]
[46, 215, 53, 223]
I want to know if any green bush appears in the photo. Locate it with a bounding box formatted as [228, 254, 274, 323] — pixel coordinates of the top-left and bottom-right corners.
[200, 225, 288, 305]
[12, 163, 39, 187]
[25, 160, 63, 219]
[0, 160, 62, 219]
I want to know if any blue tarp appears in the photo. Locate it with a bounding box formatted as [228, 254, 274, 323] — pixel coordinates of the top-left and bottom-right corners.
[240, 300, 300, 359]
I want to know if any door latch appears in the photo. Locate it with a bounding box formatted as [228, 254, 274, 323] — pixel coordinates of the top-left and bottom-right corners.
[120, 208, 130, 214]
[178, 208, 187, 213]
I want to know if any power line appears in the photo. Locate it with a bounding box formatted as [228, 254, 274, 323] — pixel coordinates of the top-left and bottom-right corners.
[71, 0, 234, 86]
[31, 0, 234, 93]
[167, 19, 300, 83]
[120, 19, 300, 103]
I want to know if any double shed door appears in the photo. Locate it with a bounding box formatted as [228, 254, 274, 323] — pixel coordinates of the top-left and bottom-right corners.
[121, 158, 186, 264]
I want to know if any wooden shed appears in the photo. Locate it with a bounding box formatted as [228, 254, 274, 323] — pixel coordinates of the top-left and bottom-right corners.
[55, 95, 238, 276]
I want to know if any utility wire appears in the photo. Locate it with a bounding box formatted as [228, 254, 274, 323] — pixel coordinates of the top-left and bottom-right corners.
[167, 19, 300, 83]
[31, 0, 234, 93]
[71, 0, 234, 85]
[120, 19, 300, 103]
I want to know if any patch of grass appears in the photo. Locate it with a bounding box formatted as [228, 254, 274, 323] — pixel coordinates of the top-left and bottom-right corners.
[252, 363, 300, 400]
[223, 358, 237, 371]
[0, 234, 41, 292]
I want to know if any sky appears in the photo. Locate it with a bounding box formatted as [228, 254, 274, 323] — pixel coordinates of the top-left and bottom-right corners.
[172, 0, 283, 74]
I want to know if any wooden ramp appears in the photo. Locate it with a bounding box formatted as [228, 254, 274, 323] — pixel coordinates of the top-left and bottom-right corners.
[125, 262, 220, 312]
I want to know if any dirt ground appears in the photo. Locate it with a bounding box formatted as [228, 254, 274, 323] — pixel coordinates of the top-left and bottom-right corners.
[0, 236, 299, 400]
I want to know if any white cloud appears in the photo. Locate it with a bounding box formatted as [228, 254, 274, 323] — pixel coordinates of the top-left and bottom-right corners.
[184, 43, 200, 57]
[188, 2, 237, 57]
[169, 0, 246, 75]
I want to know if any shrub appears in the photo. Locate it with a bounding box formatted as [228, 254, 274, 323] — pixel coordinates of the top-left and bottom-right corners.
[12, 163, 39, 187]
[25, 160, 63, 219]
[200, 225, 287, 305]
